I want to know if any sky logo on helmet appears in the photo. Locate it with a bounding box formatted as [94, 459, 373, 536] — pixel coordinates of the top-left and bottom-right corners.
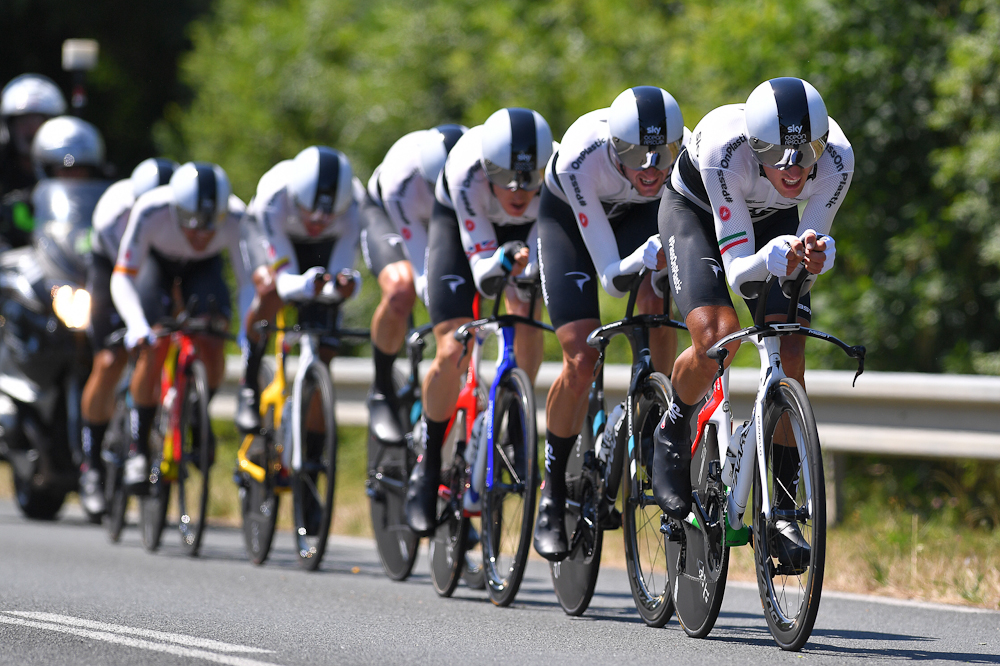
[787, 124, 803, 134]
[514, 151, 534, 171]
[782, 124, 808, 145]
[642, 125, 666, 146]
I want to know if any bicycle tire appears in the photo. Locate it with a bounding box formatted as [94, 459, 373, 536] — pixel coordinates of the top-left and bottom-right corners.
[549, 415, 604, 616]
[752, 377, 825, 651]
[177, 359, 212, 556]
[103, 392, 131, 543]
[240, 362, 280, 566]
[292, 362, 337, 571]
[624, 372, 678, 628]
[368, 371, 419, 581]
[481, 367, 537, 607]
[429, 416, 469, 597]
[140, 421, 170, 552]
[664, 416, 729, 638]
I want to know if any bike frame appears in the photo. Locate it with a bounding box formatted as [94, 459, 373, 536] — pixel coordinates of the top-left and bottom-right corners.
[158, 332, 197, 480]
[237, 308, 289, 485]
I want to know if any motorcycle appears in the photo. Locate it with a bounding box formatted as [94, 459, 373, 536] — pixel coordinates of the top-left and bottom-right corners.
[0, 178, 108, 520]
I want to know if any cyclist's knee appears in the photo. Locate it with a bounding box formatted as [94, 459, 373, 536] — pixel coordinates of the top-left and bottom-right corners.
[432, 320, 471, 372]
[687, 307, 741, 361]
[560, 341, 600, 399]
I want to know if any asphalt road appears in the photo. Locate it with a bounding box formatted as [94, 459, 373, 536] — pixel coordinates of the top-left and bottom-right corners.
[1, 499, 998, 666]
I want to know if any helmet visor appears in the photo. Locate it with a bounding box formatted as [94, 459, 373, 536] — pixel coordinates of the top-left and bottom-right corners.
[482, 160, 543, 192]
[177, 208, 217, 231]
[612, 138, 682, 172]
[749, 133, 828, 171]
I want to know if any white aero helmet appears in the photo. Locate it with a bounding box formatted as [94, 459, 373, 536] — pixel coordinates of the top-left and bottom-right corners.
[130, 157, 179, 199]
[417, 124, 467, 185]
[608, 86, 684, 172]
[170, 161, 231, 230]
[31, 115, 105, 178]
[745, 77, 829, 171]
[288, 146, 353, 217]
[1, 74, 67, 118]
[481, 108, 552, 191]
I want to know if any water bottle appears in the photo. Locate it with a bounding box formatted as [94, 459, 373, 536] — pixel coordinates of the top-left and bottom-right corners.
[463, 411, 488, 514]
[725, 417, 756, 528]
[596, 402, 625, 464]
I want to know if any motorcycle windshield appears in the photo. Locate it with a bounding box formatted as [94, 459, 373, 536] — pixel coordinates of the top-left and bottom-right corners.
[31, 179, 111, 286]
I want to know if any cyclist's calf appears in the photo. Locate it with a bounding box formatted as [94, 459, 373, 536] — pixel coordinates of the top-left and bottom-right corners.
[422, 318, 473, 421]
[377, 260, 417, 317]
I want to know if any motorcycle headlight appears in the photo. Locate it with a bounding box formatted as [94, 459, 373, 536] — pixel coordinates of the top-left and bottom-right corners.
[51, 285, 91, 330]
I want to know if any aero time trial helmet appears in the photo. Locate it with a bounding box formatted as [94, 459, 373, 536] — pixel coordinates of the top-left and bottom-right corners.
[418, 124, 467, 186]
[130, 157, 179, 199]
[31, 116, 105, 179]
[608, 86, 684, 172]
[481, 108, 552, 192]
[170, 162, 231, 231]
[745, 77, 829, 171]
[288, 146, 353, 218]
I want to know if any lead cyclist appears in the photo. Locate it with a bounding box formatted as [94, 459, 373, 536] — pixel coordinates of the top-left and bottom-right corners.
[652, 77, 855, 570]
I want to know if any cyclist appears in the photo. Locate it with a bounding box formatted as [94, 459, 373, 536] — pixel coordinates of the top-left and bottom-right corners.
[360, 125, 466, 446]
[111, 161, 249, 491]
[532, 86, 687, 560]
[404, 107, 555, 535]
[0, 75, 68, 248]
[653, 77, 853, 568]
[78, 158, 178, 515]
[234, 146, 363, 435]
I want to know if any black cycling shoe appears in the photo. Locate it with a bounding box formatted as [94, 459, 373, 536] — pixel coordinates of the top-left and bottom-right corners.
[404, 454, 440, 536]
[769, 519, 811, 573]
[652, 409, 692, 520]
[367, 390, 406, 448]
[597, 498, 622, 531]
[234, 387, 260, 434]
[532, 491, 569, 561]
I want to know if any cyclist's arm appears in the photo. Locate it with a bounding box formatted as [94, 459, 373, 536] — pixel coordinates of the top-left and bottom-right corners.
[324, 206, 362, 301]
[110, 208, 154, 343]
[568, 172, 636, 298]
[702, 167, 772, 298]
[386, 197, 429, 283]
[459, 211, 502, 296]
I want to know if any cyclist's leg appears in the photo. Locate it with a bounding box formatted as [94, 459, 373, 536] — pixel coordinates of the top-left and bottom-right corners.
[404, 201, 475, 534]
[179, 255, 231, 391]
[612, 200, 677, 376]
[80, 252, 128, 510]
[653, 190, 741, 517]
[535, 185, 601, 560]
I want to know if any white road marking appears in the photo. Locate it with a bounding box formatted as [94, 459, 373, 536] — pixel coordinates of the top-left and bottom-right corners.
[0, 612, 280, 666]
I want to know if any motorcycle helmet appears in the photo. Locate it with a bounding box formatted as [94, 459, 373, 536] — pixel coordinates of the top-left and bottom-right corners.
[417, 124, 467, 186]
[481, 108, 552, 191]
[131, 157, 179, 199]
[169, 161, 231, 231]
[1, 74, 67, 155]
[288, 146, 353, 217]
[745, 77, 829, 171]
[30, 116, 105, 179]
[608, 86, 684, 172]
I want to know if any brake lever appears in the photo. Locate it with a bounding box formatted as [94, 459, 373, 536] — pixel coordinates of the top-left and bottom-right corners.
[851, 345, 867, 387]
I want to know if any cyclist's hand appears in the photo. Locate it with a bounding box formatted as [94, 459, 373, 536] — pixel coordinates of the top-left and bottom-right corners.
[801, 229, 835, 275]
[124, 323, 156, 350]
[334, 268, 360, 299]
[764, 234, 804, 276]
[640, 234, 665, 271]
[276, 266, 325, 301]
[510, 245, 529, 277]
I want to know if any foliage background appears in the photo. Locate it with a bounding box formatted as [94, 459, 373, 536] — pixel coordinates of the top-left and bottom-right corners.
[2, 0, 999, 373]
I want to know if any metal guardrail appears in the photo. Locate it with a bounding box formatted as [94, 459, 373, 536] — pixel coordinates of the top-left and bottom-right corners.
[218, 356, 1000, 522]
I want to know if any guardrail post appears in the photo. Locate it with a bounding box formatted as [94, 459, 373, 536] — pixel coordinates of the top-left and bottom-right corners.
[823, 450, 843, 526]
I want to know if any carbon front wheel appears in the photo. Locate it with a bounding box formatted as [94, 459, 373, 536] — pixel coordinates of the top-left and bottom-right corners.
[104, 393, 130, 543]
[481, 368, 538, 607]
[240, 362, 279, 566]
[429, 417, 469, 598]
[176, 360, 212, 556]
[140, 421, 170, 552]
[291, 363, 338, 571]
[623, 372, 677, 628]
[752, 378, 825, 651]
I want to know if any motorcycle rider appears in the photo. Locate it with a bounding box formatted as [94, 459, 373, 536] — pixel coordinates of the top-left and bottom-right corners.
[78, 158, 178, 514]
[360, 125, 466, 446]
[532, 86, 687, 560]
[652, 78, 853, 569]
[404, 107, 555, 535]
[111, 162, 250, 491]
[234, 146, 363, 435]
[0, 74, 68, 248]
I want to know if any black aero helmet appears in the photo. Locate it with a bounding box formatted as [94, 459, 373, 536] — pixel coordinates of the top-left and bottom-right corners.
[418, 124, 468, 185]
[288, 146, 353, 216]
[609, 86, 684, 172]
[480, 108, 553, 191]
[745, 77, 829, 171]
[170, 161, 230, 231]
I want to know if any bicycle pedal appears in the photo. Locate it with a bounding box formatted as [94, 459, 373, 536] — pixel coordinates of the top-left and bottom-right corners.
[661, 516, 683, 542]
